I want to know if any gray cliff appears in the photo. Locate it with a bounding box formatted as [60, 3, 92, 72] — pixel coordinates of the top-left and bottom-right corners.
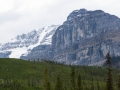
[21, 45, 54, 60]
[21, 9, 120, 66]
[52, 9, 120, 65]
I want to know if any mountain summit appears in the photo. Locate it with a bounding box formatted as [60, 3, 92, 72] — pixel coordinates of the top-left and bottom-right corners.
[52, 9, 120, 65]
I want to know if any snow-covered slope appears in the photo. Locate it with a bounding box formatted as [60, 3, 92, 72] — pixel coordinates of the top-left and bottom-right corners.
[0, 25, 59, 58]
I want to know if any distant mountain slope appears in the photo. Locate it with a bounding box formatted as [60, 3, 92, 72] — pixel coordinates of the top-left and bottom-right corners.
[0, 25, 59, 58]
[1, 8, 120, 67]
[52, 9, 120, 65]
[21, 9, 120, 66]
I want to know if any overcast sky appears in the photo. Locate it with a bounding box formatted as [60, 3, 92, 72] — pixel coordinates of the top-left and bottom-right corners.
[0, 0, 120, 43]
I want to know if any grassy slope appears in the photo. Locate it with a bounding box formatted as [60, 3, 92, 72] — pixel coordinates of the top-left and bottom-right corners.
[0, 58, 120, 90]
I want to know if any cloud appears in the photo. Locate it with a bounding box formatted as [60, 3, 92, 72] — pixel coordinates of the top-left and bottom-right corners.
[0, 0, 120, 43]
[0, 11, 22, 25]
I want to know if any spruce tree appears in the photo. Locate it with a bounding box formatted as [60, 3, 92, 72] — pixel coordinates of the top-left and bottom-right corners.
[118, 76, 120, 90]
[70, 67, 76, 90]
[106, 53, 113, 90]
[97, 81, 100, 90]
[55, 75, 63, 90]
[46, 81, 51, 90]
[77, 74, 82, 90]
[43, 68, 51, 90]
[27, 77, 31, 87]
[90, 78, 94, 90]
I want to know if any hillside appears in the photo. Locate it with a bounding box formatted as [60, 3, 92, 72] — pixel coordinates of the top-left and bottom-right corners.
[0, 58, 120, 90]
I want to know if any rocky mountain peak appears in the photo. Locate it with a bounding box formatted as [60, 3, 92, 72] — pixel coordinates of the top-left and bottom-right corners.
[52, 9, 120, 65]
[15, 29, 38, 40]
[67, 9, 107, 21]
[0, 25, 59, 58]
[67, 9, 88, 20]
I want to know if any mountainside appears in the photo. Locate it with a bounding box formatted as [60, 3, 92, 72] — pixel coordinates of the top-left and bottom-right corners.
[52, 9, 120, 65]
[0, 25, 59, 58]
[21, 9, 120, 66]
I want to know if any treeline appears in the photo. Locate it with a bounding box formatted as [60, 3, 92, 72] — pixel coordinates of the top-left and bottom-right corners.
[0, 54, 120, 90]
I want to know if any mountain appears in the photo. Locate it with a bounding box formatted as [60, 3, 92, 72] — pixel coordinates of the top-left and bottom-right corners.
[22, 9, 120, 66]
[1, 8, 120, 66]
[52, 9, 120, 65]
[0, 25, 59, 58]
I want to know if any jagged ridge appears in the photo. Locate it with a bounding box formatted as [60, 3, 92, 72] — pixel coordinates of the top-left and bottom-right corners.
[0, 25, 59, 58]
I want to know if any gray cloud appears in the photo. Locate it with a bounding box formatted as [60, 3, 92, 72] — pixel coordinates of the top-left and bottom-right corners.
[0, 0, 120, 43]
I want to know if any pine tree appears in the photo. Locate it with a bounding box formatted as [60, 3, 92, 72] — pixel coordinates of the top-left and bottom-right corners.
[106, 53, 113, 90]
[90, 78, 94, 90]
[70, 67, 76, 90]
[77, 74, 82, 90]
[97, 81, 100, 90]
[118, 76, 120, 90]
[55, 75, 63, 90]
[27, 77, 31, 87]
[43, 68, 51, 90]
[46, 81, 51, 90]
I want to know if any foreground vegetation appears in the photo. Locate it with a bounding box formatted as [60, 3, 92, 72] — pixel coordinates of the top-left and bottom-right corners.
[0, 58, 120, 90]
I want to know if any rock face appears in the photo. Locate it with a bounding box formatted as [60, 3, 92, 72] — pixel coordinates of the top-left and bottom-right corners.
[52, 9, 120, 65]
[20, 45, 54, 60]
[20, 9, 120, 65]
[0, 51, 11, 58]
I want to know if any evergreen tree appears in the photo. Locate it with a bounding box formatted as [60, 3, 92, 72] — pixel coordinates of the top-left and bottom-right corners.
[97, 81, 100, 90]
[55, 75, 63, 90]
[46, 81, 51, 90]
[43, 68, 51, 90]
[105, 53, 113, 90]
[118, 76, 120, 90]
[90, 78, 94, 90]
[70, 67, 76, 90]
[77, 74, 82, 90]
[27, 77, 31, 87]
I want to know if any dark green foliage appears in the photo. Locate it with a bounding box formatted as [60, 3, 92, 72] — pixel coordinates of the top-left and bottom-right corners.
[46, 81, 51, 90]
[70, 67, 76, 90]
[77, 74, 82, 90]
[97, 81, 100, 90]
[118, 76, 120, 90]
[90, 78, 94, 90]
[55, 75, 63, 90]
[106, 53, 114, 90]
[0, 58, 120, 90]
[43, 68, 51, 90]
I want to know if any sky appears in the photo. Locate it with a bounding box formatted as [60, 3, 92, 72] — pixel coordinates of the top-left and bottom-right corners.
[0, 0, 120, 43]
